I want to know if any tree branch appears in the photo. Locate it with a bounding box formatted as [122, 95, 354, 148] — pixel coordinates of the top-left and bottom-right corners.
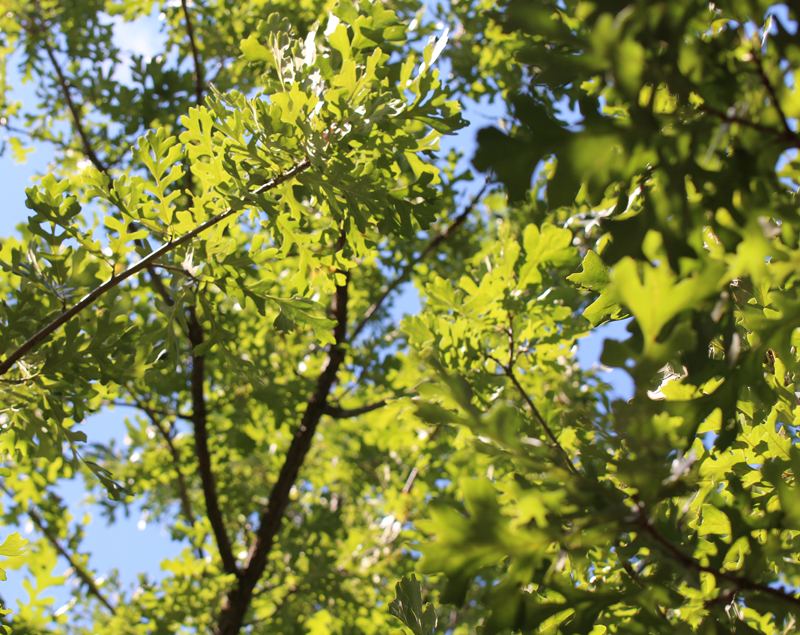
[128, 402, 200, 531]
[35, 27, 108, 174]
[110, 400, 193, 422]
[216, 271, 351, 635]
[751, 53, 794, 138]
[188, 309, 238, 576]
[349, 180, 489, 344]
[700, 105, 798, 144]
[637, 514, 800, 609]
[180, 0, 205, 105]
[0, 158, 311, 377]
[486, 351, 579, 475]
[323, 400, 388, 418]
[0, 483, 116, 615]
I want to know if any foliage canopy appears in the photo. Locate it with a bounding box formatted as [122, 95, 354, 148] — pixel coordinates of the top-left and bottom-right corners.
[1, 0, 800, 634]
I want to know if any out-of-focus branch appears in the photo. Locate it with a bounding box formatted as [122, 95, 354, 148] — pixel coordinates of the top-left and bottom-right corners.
[180, 0, 205, 105]
[323, 400, 388, 418]
[0, 483, 116, 614]
[637, 514, 800, 608]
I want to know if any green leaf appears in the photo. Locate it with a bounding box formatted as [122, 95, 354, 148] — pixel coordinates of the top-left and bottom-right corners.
[389, 575, 437, 635]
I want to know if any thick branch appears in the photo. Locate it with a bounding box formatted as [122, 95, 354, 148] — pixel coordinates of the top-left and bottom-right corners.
[0, 158, 311, 377]
[188, 310, 238, 576]
[216, 272, 350, 635]
[180, 0, 205, 105]
[323, 400, 387, 418]
[0, 484, 116, 614]
[637, 515, 800, 609]
[349, 180, 489, 343]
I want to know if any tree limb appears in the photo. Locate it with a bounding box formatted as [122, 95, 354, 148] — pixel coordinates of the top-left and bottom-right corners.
[215, 272, 351, 635]
[0, 483, 116, 615]
[349, 179, 489, 344]
[0, 158, 311, 377]
[188, 309, 238, 576]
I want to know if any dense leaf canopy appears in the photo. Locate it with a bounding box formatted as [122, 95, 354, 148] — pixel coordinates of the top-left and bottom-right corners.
[1, 0, 800, 634]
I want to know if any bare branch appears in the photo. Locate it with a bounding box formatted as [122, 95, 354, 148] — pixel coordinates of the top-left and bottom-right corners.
[0, 482, 116, 615]
[349, 179, 490, 343]
[0, 158, 311, 377]
[188, 309, 238, 576]
[216, 272, 351, 635]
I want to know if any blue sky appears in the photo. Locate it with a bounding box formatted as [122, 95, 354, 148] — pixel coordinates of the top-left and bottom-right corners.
[0, 6, 633, 615]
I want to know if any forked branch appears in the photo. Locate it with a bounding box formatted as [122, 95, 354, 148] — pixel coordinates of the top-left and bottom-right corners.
[215, 272, 351, 635]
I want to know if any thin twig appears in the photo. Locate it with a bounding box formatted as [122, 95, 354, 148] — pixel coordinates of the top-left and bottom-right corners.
[486, 351, 578, 475]
[0, 158, 311, 377]
[110, 400, 192, 422]
[150, 416, 199, 526]
[0, 483, 116, 614]
[699, 105, 797, 143]
[0, 120, 75, 154]
[34, 26, 108, 174]
[349, 179, 489, 344]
